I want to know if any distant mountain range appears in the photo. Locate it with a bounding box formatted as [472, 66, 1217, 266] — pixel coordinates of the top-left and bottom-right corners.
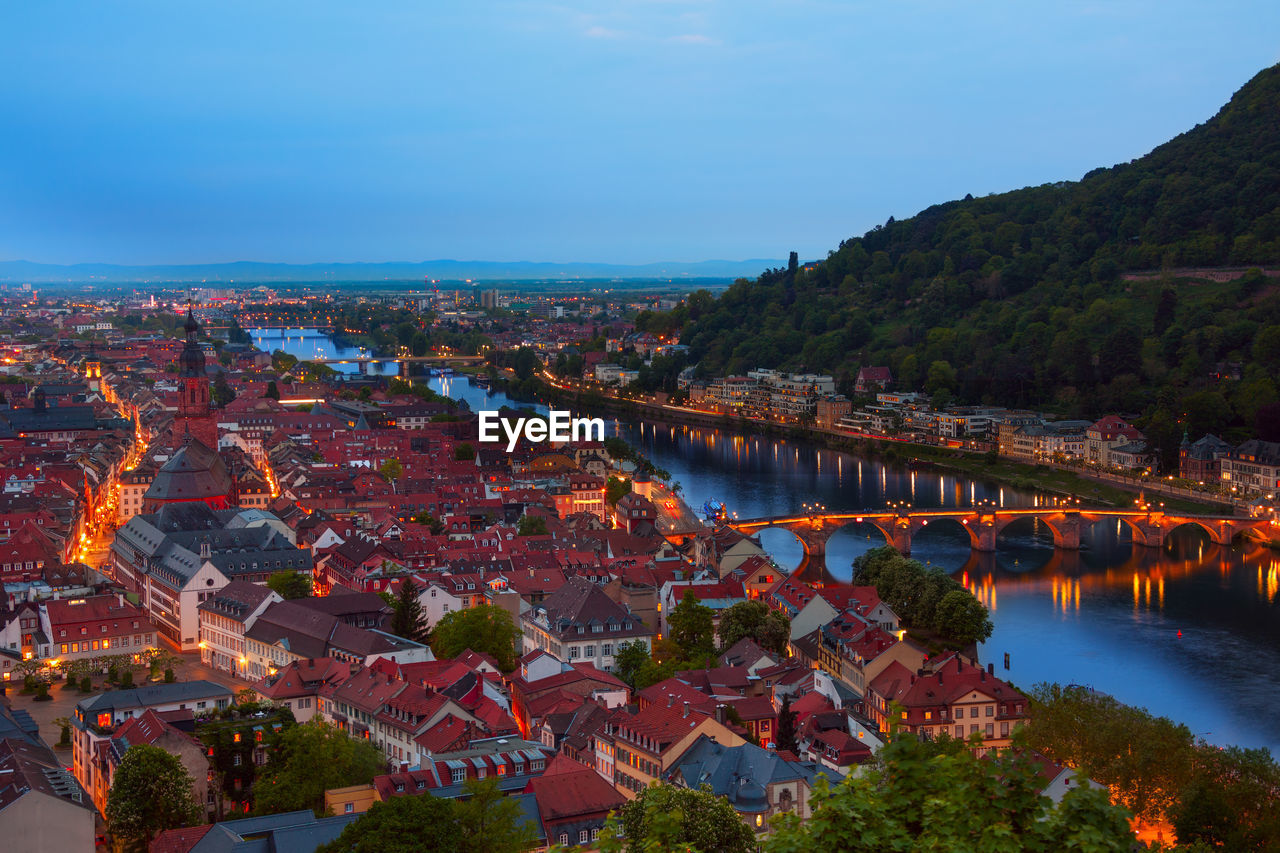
[0, 257, 783, 284]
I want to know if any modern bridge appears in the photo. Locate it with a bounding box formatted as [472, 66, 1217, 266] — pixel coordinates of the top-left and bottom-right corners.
[727, 505, 1275, 575]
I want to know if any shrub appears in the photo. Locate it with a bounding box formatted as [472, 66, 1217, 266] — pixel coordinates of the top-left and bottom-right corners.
[164, 668, 175, 683]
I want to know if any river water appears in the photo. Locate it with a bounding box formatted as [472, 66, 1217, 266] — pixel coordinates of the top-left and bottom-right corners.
[256, 328, 1280, 753]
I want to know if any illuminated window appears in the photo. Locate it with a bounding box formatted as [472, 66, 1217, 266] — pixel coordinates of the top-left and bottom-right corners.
[234, 732, 242, 743]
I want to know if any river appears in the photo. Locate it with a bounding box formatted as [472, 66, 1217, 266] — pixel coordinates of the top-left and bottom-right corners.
[255, 328, 1280, 753]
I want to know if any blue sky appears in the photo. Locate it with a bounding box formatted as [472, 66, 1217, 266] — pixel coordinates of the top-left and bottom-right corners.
[2, 1, 1278, 265]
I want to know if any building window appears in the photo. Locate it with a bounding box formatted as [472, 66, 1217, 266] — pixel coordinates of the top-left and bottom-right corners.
[559, 834, 568, 847]
[580, 830, 589, 843]
[451, 768, 465, 784]
[344, 803, 354, 814]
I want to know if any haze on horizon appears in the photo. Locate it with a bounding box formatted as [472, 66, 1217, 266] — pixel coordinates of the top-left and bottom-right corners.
[2, 1, 1278, 268]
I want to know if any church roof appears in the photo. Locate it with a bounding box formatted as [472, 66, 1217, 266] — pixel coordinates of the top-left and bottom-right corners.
[143, 437, 232, 503]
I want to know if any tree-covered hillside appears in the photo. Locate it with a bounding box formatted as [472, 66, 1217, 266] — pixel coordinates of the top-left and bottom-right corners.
[649, 64, 1280, 462]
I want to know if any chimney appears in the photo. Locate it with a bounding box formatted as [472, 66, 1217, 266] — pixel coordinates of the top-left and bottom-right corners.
[987, 662, 994, 675]
[667, 695, 674, 708]
[714, 703, 727, 725]
[955, 658, 962, 674]
[117, 593, 124, 608]
[682, 701, 690, 719]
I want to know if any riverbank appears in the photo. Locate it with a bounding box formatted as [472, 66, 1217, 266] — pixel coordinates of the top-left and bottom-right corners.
[517, 377, 1236, 517]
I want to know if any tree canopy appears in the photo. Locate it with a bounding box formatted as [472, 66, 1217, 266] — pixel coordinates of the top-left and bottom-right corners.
[852, 547, 992, 645]
[318, 778, 535, 853]
[667, 590, 716, 660]
[430, 603, 520, 672]
[390, 576, 430, 644]
[599, 782, 756, 853]
[267, 570, 313, 600]
[716, 600, 790, 657]
[105, 743, 201, 847]
[768, 733, 1134, 852]
[253, 720, 387, 816]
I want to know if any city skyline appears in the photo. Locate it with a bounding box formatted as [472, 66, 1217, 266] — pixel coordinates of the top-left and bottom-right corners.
[3, 2, 1279, 266]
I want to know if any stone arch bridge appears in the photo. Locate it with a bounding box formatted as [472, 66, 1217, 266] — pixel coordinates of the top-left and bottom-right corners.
[728, 508, 1273, 575]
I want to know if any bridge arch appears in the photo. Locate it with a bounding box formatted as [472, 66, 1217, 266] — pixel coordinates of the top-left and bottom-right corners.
[1163, 518, 1248, 547]
[745, 524, 811, 574]
[908, 515, 981, 552]
[823, 520, 896, 582]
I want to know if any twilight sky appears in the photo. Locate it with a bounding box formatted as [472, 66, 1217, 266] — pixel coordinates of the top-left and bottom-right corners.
[2, 1, 1278, 266]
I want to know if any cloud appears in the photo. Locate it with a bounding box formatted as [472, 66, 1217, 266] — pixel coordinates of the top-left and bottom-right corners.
[670, 33, 719, 45]
[584, 25, 625, 39]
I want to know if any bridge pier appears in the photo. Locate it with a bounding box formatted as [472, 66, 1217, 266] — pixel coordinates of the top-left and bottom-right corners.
[1052, 513, 1083, 550]
[399, 360, 409, 378]
[889, 521, 913, 556]
[358, 360, 369, 375]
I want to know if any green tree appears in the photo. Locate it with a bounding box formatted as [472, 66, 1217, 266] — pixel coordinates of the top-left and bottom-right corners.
[212, 370, 235, 407]
[776, 693, 798, 754]
[317, 792, 462, 853]
[1169, 745, 1280, 850]
[411, 510, 445, 535]
[598, 782, 756, 853]
[379, 458, 404, 492]
[254, 720, 387, 816]
[390, 577, 430, 644]
[932, 588, 994, 645]
[430, 603, 520, 672]
[667, 590, 715, 660]
[271, 350, 299, 373]
[264, 380, 280, 400]
[715, 600, 790, 657]
[1026, 683, 1195, 827]
[455, 776, 538, 853]
[105, 744, 201, 848]
[605, 476, 631, 506]
[516, 514, 547, 536]
[267, 570, 313, 600]
[613, 640, 652, 690]
[766, 734, 1134, 852]
[454, 442, 476, 461]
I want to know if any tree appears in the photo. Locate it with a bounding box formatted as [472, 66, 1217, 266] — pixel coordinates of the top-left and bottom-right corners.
[613, 640, 652, 691]
[605, 476, 631, 507]
[776, 693, 798, 754]
[264, 380, 280, 400]
[431, 603, 520, 672]
[105, 744, 201, 848]
[766, 734, 1134, 852]
[667, 591, 715, 660]
[212, 370, 235, 407]
[267, 570, 313, 600]
[379, 458, 404, 493]
[598, 782, 756, 853]
[317, 792, 463, 853]
[390, 577, 430, 644]
[254, 720, 387, 816]
[411, 510, 445, 535]
[932, 588, 994, 645]
[454, 777, 538, 853]
[1026, 683, 1195, 827]
[516, 514, 547, 536]
[1169, 745, 1280, 850]
[454, 442, 476, 461]
[716, 600, 790, 657]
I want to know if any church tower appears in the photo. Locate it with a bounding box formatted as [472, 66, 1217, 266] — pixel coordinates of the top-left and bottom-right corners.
[175, 308, 218, 447]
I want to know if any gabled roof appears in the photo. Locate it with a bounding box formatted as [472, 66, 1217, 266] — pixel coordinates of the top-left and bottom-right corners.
[529, 754, 626, 822]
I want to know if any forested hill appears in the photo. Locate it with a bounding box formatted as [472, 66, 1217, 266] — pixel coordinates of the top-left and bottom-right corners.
[643, 64, 1280, 460]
